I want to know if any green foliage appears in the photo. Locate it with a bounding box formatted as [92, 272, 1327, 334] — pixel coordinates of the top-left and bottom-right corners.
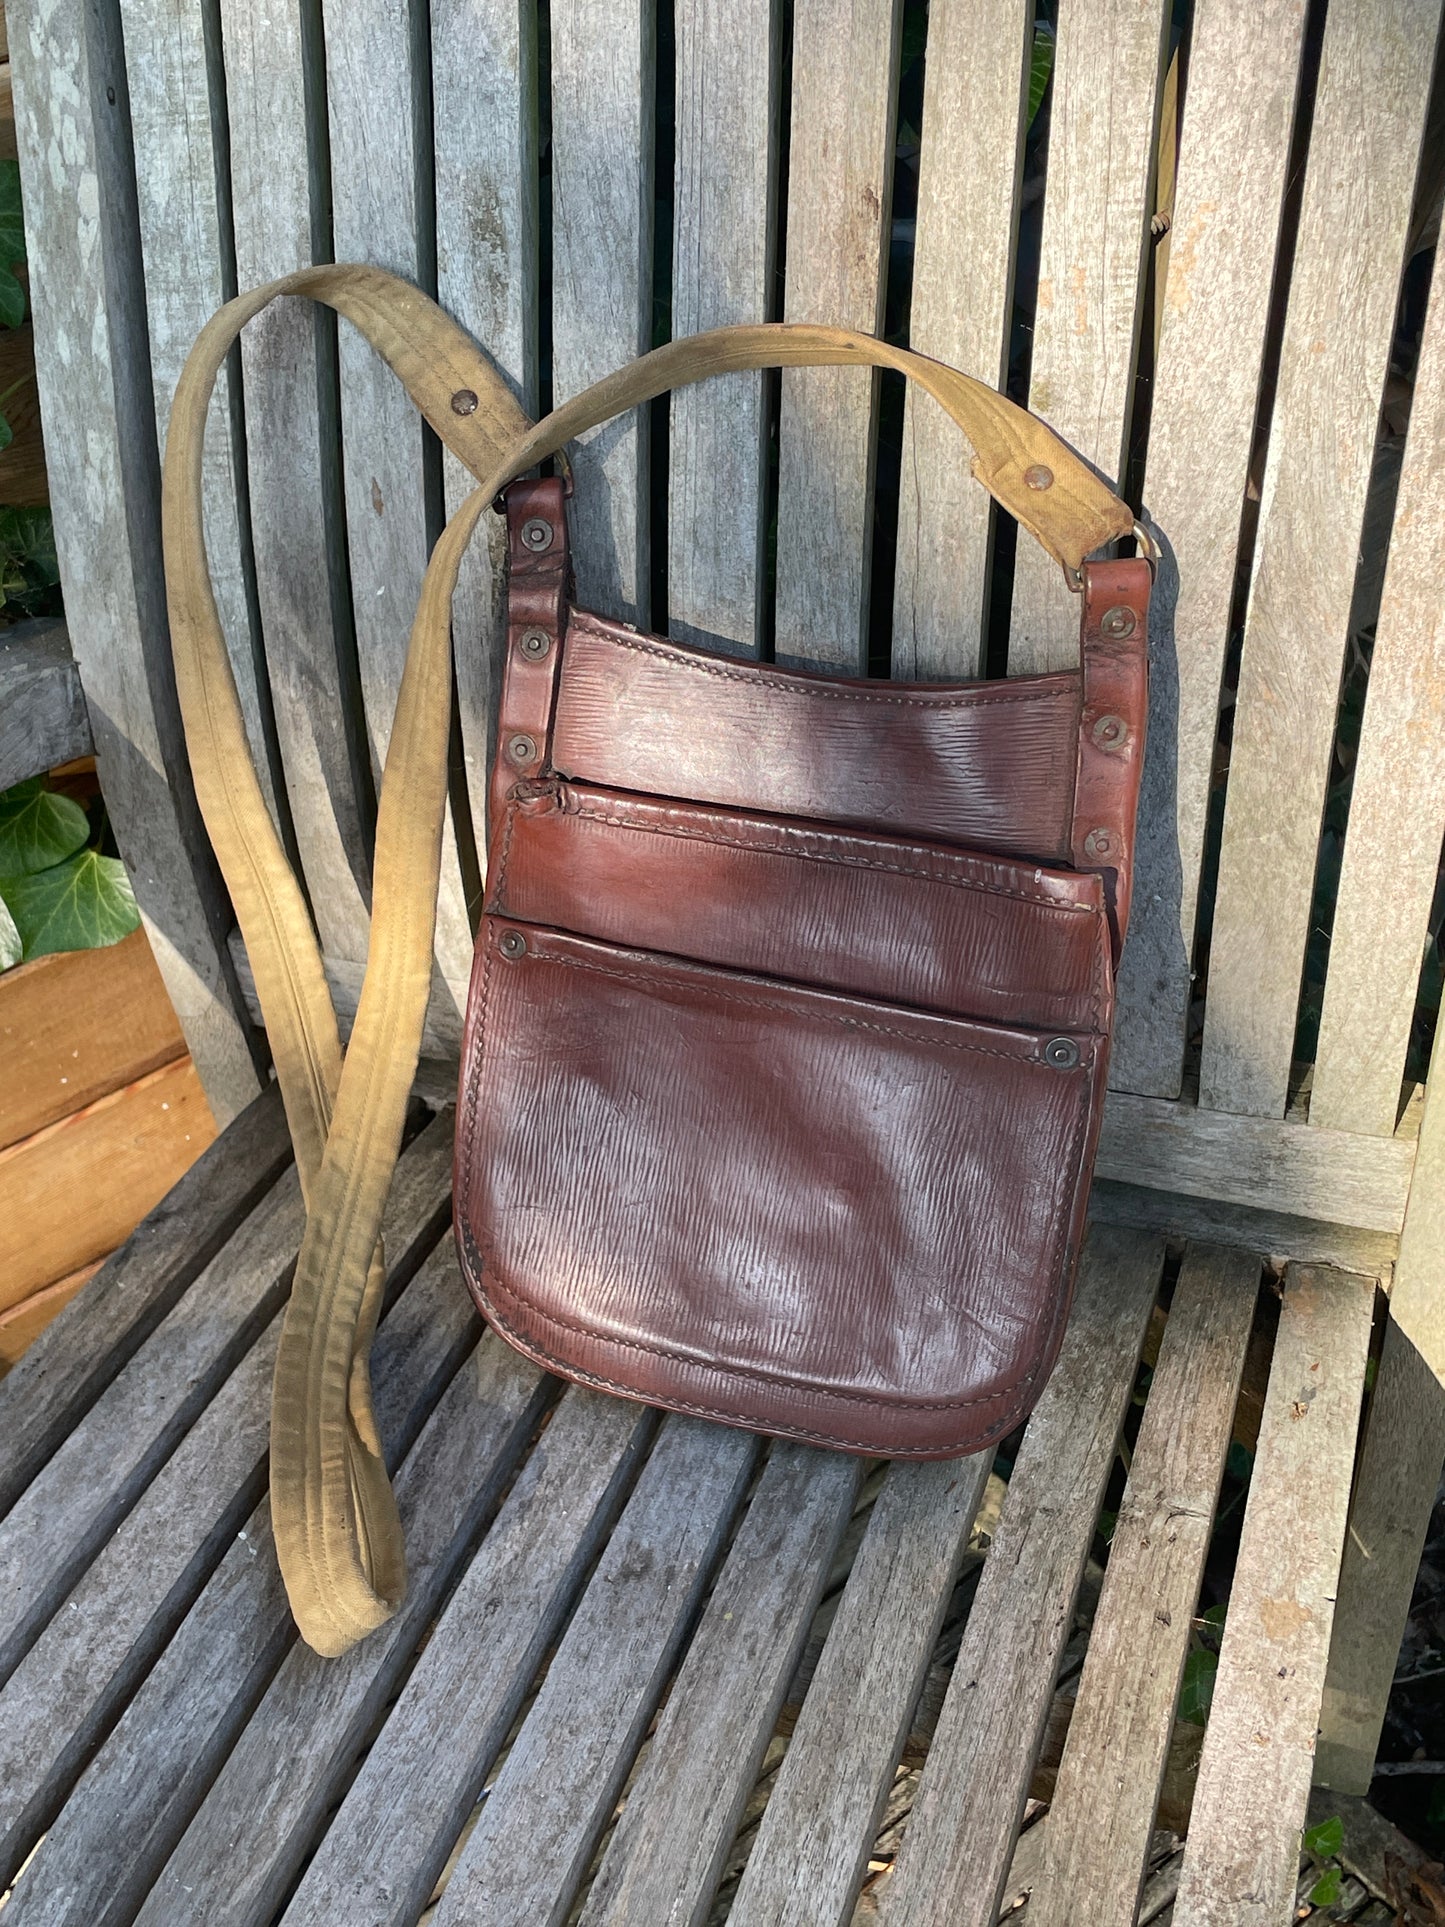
[1308, 1865, 1342, 1907]
[0, 507, 62, 620]
[0, 777, 89, 872]
[0, 159, 25, 333]
[1028, 23, 1056, 127]
[1177, 1646, 1217, 1725]
[1303, 1814, 1344, 1860]
[0, 776, 140, 969]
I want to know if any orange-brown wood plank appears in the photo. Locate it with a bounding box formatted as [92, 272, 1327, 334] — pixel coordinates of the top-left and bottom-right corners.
[0, 928, 186, 1151]
[0, 1257, 103, 1365]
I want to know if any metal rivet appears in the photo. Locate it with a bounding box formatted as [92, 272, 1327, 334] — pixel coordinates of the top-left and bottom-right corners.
[1100, 605, 1138, 639]
[1090, 713, 1128, 752]
[517, 628, 551, 661]
[498, 929, 527, 960]
[1044, 1037, 1081, 1070]
[506, 733, 538, 766]
[520, 516, 554, 552]
[1024, 464, 1054, 491]
[450, 388, 479, 416]
[1083, 827, 1115, 860]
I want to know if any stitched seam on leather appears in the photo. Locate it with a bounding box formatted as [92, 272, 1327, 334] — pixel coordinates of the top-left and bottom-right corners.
[513, 943, 1089, 1066]
[560, 795, 1100, 916]
[458, 1238, 1048, 1451]
[456, 929, 1095, 1417]
[567, 613, 1078, 710]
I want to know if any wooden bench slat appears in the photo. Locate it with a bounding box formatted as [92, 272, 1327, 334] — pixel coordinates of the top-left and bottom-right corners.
[880, 1225, 1165, 1927]
[0, 620, 91, 793]
[1007, 0, 1169, 674]
[579, 1442, 862, 1926]
[140, 1331, 549, 1927]
[278, 1389, 652, 1927]
[1199, 0, 1441, 1118]
[8, 0, 262, 1118]
[550, 0, 654, 626]
[891, 0, 1028, 679]
[727, 1453, 992, 1925]
[218, 0, 376, 965]
[1172, 1264, 1374, 1926]
[774, 0, 903, 672]
[434, 1418, 758, 1927]
[668, 0, 778, 656]
[1108, 0, 1310, 1099]
[1025, 1244, 1259, 1927]
[0, 1204, 472, 1897]
[0, 1085, 290, 1517]
[4, 1303, 539, 1926]
[324, 0, 476, 1008]
[119, 0, 281, 833]
[1311, 226, 1445, 1136]
[434, 0, 538, 840]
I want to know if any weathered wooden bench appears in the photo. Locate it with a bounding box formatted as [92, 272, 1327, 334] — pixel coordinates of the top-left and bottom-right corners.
[2, 0, 1443, 1918]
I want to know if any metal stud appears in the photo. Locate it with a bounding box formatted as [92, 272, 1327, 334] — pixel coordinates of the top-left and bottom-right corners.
[520, 516, 554, 552]
[1083, 827, 1115, 860]
[506, 733, 538, 766]
[518, 628, 551, 661]
[1044, 1037, 1081, 1070]
[1024, 464, 1054, 491]
[498, 929, 527, 960]
[1100, 605, 1137, 639]
[1090, 713, 1129, 752]
[450, 388, 479, 416]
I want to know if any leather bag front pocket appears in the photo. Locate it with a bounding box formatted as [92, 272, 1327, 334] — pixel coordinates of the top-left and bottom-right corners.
[455, 918, 1105, 1458]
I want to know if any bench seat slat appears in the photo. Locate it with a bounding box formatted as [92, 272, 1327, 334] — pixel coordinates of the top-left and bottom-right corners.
[1024, 1245, 1259, 1926]
[579, 1443, 862, 1926]
[1172, 1265, 1375, 1926]
[880, 1225, 1164, 1927]
[727, 1452, 992, 1925]
[0, 1085, 291, 1519]
[3, 1305, 539, 1926]
[434, 1418, 758, 1927]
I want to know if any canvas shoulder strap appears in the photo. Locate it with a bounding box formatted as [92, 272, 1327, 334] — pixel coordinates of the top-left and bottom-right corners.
[163, 264, 1134, 1657]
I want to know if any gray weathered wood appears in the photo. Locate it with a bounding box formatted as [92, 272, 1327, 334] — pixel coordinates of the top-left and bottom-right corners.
[0, 621, 91, 791]
[1025, 1244, 1259, 1927]
[881, 1226, 1165, 1927]
[1089, 1179, 1399, 1278]
[1318, 1013, 1445, 1791]
[120, 0, 281, 833]
[140, 1333, 549, 1927]
[1311, 225, 1445, 1137]
[0, 1142, 466, 1895]
[580, 1443, 862, 1927]
[435, 1418, 758, 1927]
[550, 0, 654, 625]
[8, 0, 261, 1118]
[1095, 1092, 1416, 1233]
[228, 929, 465, 1060]
[1172, 1264, 1375, 1926]
[0, 1084, 289, 1516]
[433, 0, 538, 844]
[667, 0, 779, 656]
[1008, 0, 1170, 673]
[728, 1453, 992, 1926]
[1109, 0, 1310, 1099]
[2, 1305, 538, 1927]
[891, 0, 1029, 679]
[324, 0, 475, 1009]
[1200, 0, 1442, 1118]
[278, 1390, 652, 1927]
[774, 0, 903, 671]
[219, 0, 374, 963]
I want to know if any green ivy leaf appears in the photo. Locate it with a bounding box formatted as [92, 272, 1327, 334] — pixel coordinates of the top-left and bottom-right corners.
[1177, 1646, 1218, 1725]
[0, 777, 90, 875]
[1028, 24, 1056, 127]
[0, 849, 140, 959]
[1308, 1865, 1342, 1907]
[0, 888, 22, 971]
[0, 409, 12, 453]
[0, 507, 58, 583]
[1303, 1814, 1344, 1860]
[0, 159, 26, 267]
[0, 265, 24, 330]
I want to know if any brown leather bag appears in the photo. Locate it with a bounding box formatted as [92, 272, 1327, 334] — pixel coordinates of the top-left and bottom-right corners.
[456, 478, 1150, 1460]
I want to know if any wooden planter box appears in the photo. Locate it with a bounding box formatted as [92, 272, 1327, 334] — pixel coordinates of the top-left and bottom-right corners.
[0, 927, 216, 1362]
